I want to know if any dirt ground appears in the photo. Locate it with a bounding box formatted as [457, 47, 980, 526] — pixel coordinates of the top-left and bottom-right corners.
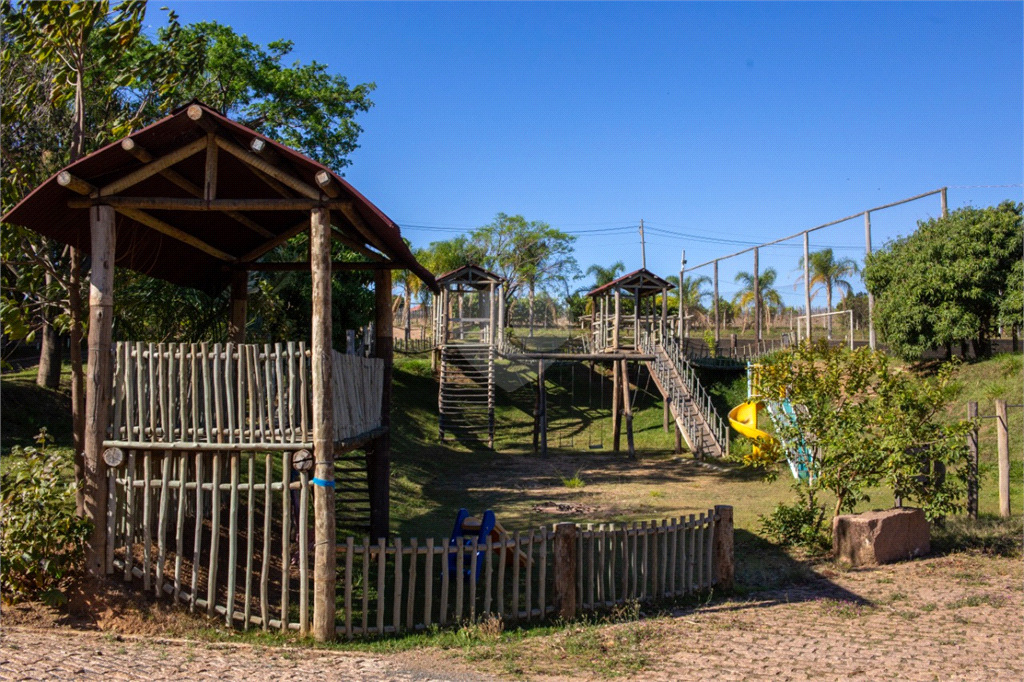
[3, 552, 1020, 682]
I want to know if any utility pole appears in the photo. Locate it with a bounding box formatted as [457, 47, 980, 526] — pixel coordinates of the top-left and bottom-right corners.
[864, 212, 876, 350]
[679, 250, 686, 345]
[639, 219, 646, 270]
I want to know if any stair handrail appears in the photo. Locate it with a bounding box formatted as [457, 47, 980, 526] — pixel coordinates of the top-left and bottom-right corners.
[641, 332, 729, 455]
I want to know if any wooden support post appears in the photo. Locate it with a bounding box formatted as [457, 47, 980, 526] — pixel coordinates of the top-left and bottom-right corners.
[489, 281, 497, 346]
[613, 288, 621, 350]
[679, 250, 686, 345]
[229, 270, 247, 343]
[675, 424, 683, 454]
[535, 360, 547, 457]
[310, 207, 336, 641]
[661, 287, 668, 343]
[620, 361, 635, 460]
[84, 205, 116, 576]
[712, 505, 734, 591]
[713, 260, 720, 344]
[803, 232, 812, 344]
[553, 523, 578, 620]
[967, 401, 979, 519]
[753, 247, 761, 344]
[633, 291, 640, 348]
[996, 399, 1010, 518]
[370, 269, 394, 540]
[941, 187, 948, 218]
[663, 395, 670, 433]
[864, 213, 875, 350]
[611, 360, 622, 453]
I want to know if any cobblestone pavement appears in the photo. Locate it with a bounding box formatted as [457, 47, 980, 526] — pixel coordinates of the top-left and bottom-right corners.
[2, 554, 1021, 682]
[0, 629, 485, 682]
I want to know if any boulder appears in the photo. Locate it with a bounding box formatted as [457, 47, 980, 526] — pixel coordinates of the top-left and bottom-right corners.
[832, 507, 930, 566]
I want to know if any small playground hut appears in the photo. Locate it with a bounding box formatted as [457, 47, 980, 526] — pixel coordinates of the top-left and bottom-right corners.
[432, 264, 505, 447]
[586, 267, 675, 351]
[1, 101, 438, 641]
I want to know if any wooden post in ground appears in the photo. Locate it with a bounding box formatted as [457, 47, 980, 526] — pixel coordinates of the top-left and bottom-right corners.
[229, 269, 247, 343]
[533, 360, 541, 453]
[803, 232, 812, 344]
[713, 260, 720, 344]
[663, 395, 670, 433]
[538, 361, 547, 457]
[620, 361, 635, 459]
[309, 207, 336, 641]
[661, 286, 668, 343]
[613, 288, 621, 350]
[996, 399, 1010, 518]
[967, 401, 979, 519]
[611, 360, 622, 452]
[370, 268, 394, 540]
[753, 247, 761, 344]
[675, 424, 683, 454]
[712, 505, 734, 591]
[84, 205, 116, 576]
[553, 523, 578, 620]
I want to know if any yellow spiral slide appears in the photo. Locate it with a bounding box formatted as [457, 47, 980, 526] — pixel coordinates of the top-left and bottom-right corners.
[728, 400, 777, 455]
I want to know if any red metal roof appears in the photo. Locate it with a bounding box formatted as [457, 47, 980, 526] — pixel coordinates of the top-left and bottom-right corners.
[2, 101, 438, 294]
[585, 268, 674, 298]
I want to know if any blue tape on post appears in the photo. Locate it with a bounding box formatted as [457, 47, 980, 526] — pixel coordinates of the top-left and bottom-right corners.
[312, 478, 335, 488]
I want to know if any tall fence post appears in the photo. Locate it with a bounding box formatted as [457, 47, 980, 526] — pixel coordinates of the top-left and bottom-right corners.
[712, 505, 734, 592]
[553, 523, 578, 620]
[967, 401, 979, 519]
[996, 399, 1010, 518]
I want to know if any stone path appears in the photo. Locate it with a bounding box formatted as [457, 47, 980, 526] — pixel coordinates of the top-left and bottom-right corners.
[0, 629, 483, 682]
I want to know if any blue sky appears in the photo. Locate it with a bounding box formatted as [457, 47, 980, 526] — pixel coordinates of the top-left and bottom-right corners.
[163, 2, 1022, 303]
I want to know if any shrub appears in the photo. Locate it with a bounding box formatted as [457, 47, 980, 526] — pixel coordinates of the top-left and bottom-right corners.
[1, 429, 92, 605]
[758, 483, 831, 554]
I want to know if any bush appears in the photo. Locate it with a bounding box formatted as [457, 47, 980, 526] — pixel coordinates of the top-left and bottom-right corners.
[1, 429, 92, 605]
[758, 483, 831, 555]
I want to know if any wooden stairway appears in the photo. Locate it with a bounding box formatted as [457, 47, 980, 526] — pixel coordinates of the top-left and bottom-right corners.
[645, 341, 728, 460]
[438, 343, 495, 448]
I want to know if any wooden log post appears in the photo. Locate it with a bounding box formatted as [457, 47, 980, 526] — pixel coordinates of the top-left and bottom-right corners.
[553, 523, 578, 620]
[712, 505, 734, 591]
[663, 395, 670, 433]
[620, 361, 636, 460]
[310, 207, 336, 641]
[611, 360, 622, 453]
[753, 247, 761, 344]
[229, 270, 247, 343]
[613, 288, 621, 350]
[84, 205, 116, 576]
[675, 424, 683, 454]
[996, 399, 1010, 518]
[967, 401, 979, 519]
[369, 268, 394, 540]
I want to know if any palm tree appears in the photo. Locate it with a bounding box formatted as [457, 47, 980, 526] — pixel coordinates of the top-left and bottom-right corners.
[585, 261, 626, 288]
[667, 274, 712, 335]
[733, 268, 783, 336]
[795, 248, 859, 337]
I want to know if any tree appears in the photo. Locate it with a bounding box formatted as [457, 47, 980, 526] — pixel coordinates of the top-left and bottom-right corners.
[585, 261, 625, 288]
[864, 202, 1022, 360]
[2, 0, 192, 512]
[733, 268, 783, 335]
[750, 341, 973, 534]
[999, 259, 1022, 348]
[150, 21, 374, 171]
[473, 214, 578, 335]
[796, 248, 859, 338]
[668, 274, 712, 334]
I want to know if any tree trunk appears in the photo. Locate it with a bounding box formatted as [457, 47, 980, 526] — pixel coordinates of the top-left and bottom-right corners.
[528, 283, 536, 338]
[825, 284, 833, 339]
[69, 249, 86, 516]
[37, 272, 62, 389]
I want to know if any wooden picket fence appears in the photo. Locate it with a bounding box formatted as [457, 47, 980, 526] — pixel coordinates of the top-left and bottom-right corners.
[107, 341, 383, 448]
[107, 491, 731, 637]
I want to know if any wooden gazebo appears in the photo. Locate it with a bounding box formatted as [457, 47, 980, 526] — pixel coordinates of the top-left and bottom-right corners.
[2, 101, 438, 641]
[586, 268, 674, 351]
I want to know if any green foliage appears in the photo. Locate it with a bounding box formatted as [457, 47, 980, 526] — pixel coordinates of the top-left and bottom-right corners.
[702, 329, 717, 357]
[758, 482, 830, 554]
[149, 21, 374, 171]
[999, 259, 1023, 331]
[864, 202, 1023, 360]
[1, 429, 92, 605]
[752, 341, 975, 524]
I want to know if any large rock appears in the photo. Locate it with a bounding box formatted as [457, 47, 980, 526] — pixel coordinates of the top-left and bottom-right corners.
[832, 507, 930, 566]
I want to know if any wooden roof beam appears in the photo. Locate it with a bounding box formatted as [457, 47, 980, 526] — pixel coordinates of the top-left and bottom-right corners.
[57, 171, 97, 196]
[239, 218, 312, 263]
[115, 207, 235, 262]
[214, 135, 321, 200]
[98, 136, 208, 197]
[315, 171, 341, 199]
[335, 202, 390, 255]
[239, 261, 401, 272]
[250, 137, 284, 166]
[120, 137, 273, 238]
[68, 197, 352, 211]
[330, 225, 385, 262]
